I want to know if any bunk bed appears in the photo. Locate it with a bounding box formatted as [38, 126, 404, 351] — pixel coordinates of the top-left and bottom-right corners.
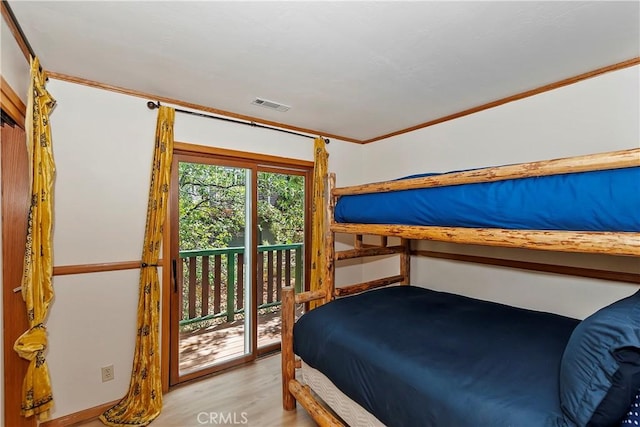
[281, 148, 640, 427]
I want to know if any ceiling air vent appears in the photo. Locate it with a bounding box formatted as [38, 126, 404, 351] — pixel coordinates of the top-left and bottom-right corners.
[251, 97, 291, 112]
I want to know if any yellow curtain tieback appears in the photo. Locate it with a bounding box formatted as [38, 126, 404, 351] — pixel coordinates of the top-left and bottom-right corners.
[14, 324, 48, 361]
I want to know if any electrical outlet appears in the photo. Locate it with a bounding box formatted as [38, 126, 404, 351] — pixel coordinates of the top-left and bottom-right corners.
[101, 365, 114, 382]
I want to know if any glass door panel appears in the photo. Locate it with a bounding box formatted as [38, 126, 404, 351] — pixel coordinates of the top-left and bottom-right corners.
[176, 161, 252, 376]
[256, 171, 306, 349]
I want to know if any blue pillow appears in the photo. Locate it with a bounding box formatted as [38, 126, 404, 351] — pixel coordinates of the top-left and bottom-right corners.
[560, 290, 640, 426]
[587, 348, 640, 426]
[622, 390, 640, 425]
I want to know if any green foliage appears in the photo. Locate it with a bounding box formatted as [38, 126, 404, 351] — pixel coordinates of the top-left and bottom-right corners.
[257, 172, 305, 245]
[179, 163, 245, 250]
[179, 163, 305, 251]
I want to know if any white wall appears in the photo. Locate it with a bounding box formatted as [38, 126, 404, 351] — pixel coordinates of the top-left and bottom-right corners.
[46, 80, 156, 419]
[45, 78, 363, 419]
[360, 65, 640, 319]
[1, 14, 30, 104]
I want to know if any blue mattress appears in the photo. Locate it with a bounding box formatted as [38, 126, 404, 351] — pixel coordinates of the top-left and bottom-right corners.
[294, 286, 579, 427]
[334, 167, 640, 232]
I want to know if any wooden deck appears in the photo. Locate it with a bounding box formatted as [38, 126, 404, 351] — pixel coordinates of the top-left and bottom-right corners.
[179, 307, 302, 375]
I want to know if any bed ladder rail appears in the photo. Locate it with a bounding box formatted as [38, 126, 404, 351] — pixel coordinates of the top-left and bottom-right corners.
[335, 274, 406, 297]
[333, 235, 411, 297]
[336, 243, 405, 260]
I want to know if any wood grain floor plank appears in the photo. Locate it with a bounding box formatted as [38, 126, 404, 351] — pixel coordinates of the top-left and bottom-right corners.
[75, 354, 314, 427]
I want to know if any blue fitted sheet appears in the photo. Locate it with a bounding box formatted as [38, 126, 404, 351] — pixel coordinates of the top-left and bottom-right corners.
[294, 286, 580, 427]
[334, 167, 640, 231]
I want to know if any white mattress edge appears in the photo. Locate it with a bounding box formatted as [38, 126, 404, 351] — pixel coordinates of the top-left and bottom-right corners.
[299, 359, 386, 427]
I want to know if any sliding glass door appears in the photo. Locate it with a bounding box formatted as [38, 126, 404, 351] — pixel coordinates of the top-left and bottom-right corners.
[168, 151, 311, 385]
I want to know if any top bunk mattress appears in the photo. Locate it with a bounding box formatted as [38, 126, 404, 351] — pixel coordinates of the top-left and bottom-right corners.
[334, 167, 640, 232]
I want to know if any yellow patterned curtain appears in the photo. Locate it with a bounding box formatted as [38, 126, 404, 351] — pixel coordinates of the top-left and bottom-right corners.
[309, 137, 328, 309]
[13, 56, 56, 421]
[100, 106, 174, 427]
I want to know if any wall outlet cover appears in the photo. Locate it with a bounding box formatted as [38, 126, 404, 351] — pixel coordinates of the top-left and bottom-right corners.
[101, 365, 114, 382]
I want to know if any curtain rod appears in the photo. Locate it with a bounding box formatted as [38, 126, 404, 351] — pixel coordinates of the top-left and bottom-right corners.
[146, 101, 329, 143]
[3, 1, 37, 59]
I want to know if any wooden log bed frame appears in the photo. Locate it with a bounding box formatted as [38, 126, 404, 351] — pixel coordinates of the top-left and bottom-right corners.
[281, 148, 640, 426]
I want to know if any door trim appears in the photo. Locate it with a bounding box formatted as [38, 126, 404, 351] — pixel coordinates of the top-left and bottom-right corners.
[168, 154, 258, 386]
[164, 142, 312, 388]
[173, 141, 313, 169]
[1, 76, 26, 128]
[2, 119, 36, 426]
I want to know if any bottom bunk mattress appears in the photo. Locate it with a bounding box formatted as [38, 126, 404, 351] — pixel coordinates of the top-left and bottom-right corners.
[293, 286, 580, 427]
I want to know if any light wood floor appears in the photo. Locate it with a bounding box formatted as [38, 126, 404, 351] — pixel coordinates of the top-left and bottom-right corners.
[77, 354, 315, 427]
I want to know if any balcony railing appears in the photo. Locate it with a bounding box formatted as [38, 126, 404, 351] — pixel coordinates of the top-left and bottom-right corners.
[178, 243, 303, 326]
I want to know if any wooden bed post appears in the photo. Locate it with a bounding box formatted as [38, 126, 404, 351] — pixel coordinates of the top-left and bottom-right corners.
[323, 173, 337, 304]
[281, 286, 296, 410]
[354, 234, 363, 249]
[400, 238, 411, 285]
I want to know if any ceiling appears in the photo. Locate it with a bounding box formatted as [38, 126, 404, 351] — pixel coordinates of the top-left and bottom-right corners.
[8, 1, 640, 142]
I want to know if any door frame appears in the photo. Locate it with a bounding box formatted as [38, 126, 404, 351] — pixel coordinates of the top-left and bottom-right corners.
[162, 142, 313, 389]
[168, 154, 258, 385]
[1, 81, 36, 426]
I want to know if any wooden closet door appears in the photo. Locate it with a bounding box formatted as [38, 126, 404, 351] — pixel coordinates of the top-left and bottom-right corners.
[2, 122, 36, 427]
